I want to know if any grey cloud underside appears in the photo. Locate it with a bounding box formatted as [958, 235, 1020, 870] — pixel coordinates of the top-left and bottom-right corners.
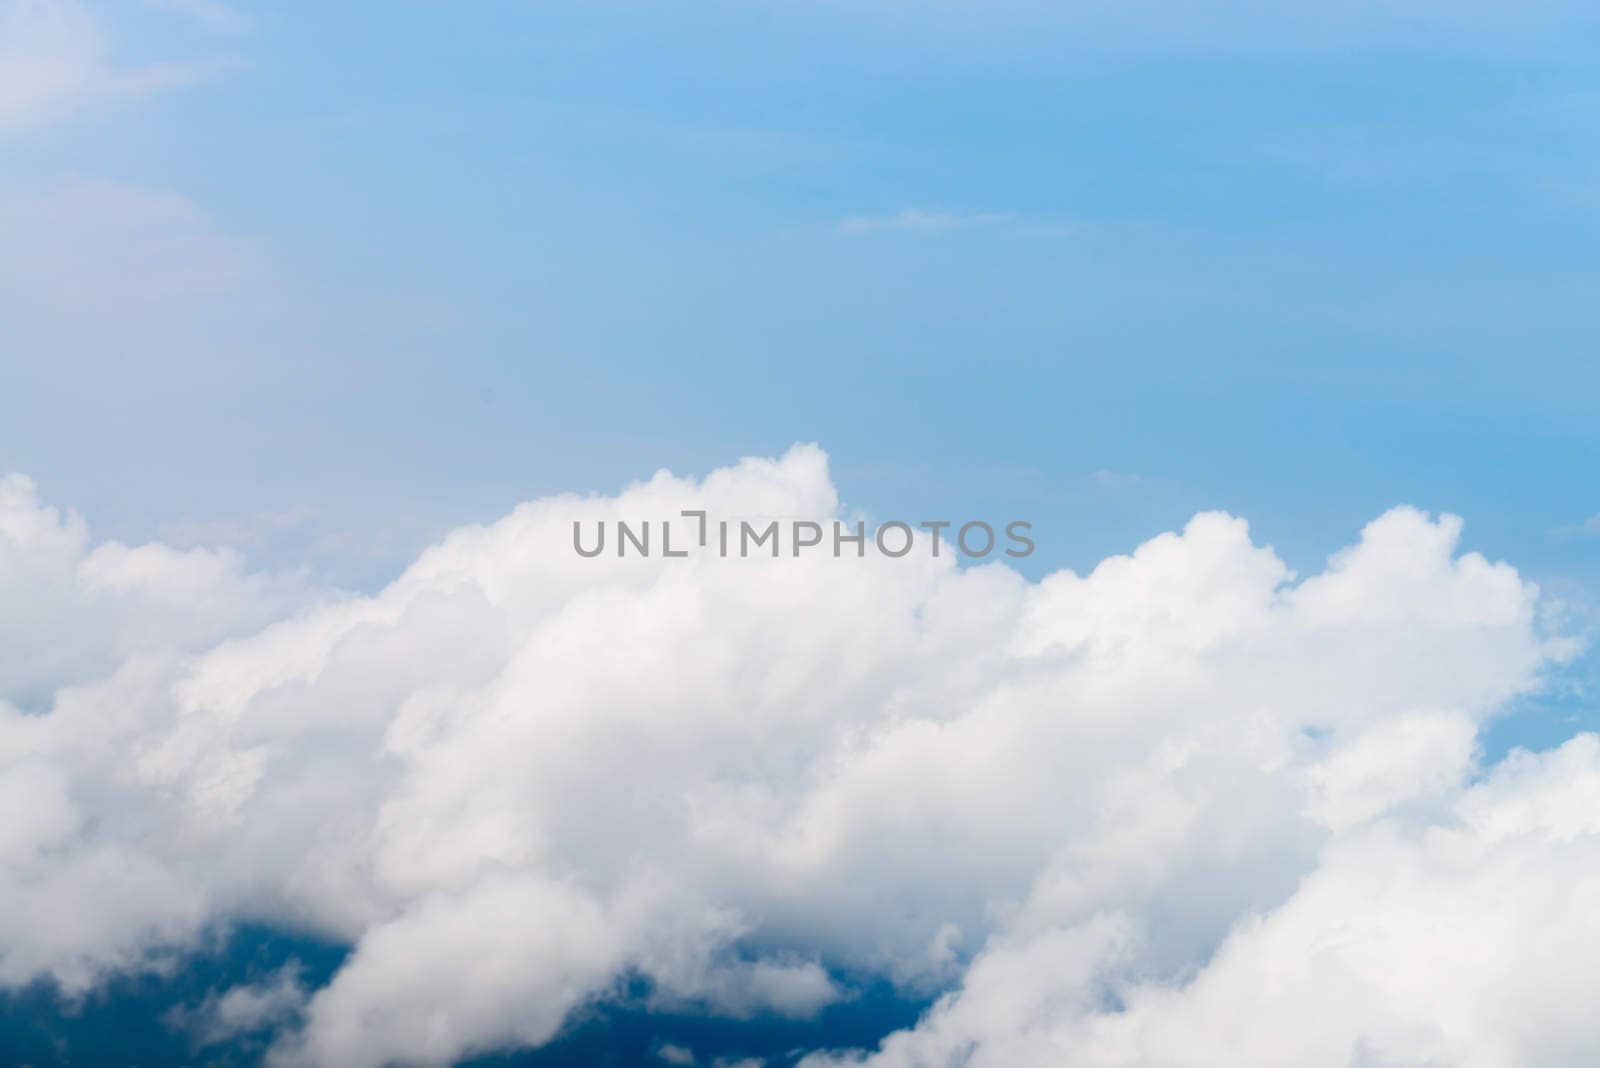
[0, 446, 1594, 1068]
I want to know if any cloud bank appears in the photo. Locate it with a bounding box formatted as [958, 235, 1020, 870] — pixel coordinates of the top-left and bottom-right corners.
[0, 445, 1593, 1067]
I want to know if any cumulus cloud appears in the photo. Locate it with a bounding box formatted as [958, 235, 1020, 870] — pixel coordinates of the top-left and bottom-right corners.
[0, 473, 319, 713]
[813, 734, 1600, 1068]
[0, 445, 1591, 1066]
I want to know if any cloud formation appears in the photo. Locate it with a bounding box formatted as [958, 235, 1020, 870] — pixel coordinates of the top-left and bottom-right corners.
[0, 445, 1592, 1066]
[0, 0, 211, 131]
[839, 209, 1014, 234]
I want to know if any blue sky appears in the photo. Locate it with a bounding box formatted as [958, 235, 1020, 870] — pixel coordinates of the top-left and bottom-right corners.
[6, 1, 1598, 595]
[5, 4, 1600, 1066]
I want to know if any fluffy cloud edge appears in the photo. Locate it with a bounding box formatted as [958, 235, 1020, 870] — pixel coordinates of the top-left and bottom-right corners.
[0, 444, 1591, 1068]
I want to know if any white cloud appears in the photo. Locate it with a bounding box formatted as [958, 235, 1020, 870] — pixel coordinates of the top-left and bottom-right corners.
[1088, 468, 1142, 489]
[657, 1042, 698, 1065]
[0, 179, 264, 335]
[813, 734, 1600, 1068]
[0, 473, 319, 713]
[0, 445, 1590, 1066]
[166, 962, 309, 1048]
[0, 0, 213, 131]
[839, 209, 1014, 234]
[1553, 513, 1600, 539]
[144, 0, 253, 33]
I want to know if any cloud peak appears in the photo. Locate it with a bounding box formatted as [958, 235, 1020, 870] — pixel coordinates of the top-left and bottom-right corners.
[0, 446, 1587, 1067]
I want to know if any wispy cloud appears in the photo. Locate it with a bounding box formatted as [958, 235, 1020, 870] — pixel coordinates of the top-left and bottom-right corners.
[164, 963, 308, 1048]
[144, 0, 254, 33]
[0, 0, 220, 131]
[1553, 513, 1600, 539]
[838, 208, 1014, 234]
[1089, 468, 1143, 489]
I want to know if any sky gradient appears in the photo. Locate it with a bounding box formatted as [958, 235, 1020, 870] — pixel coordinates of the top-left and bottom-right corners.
[4, 3, 1600, 1066]
[6, 2, 1599, 590]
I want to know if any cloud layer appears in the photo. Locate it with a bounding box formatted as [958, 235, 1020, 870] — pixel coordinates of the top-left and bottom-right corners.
[0, 445, 1592, 1067]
